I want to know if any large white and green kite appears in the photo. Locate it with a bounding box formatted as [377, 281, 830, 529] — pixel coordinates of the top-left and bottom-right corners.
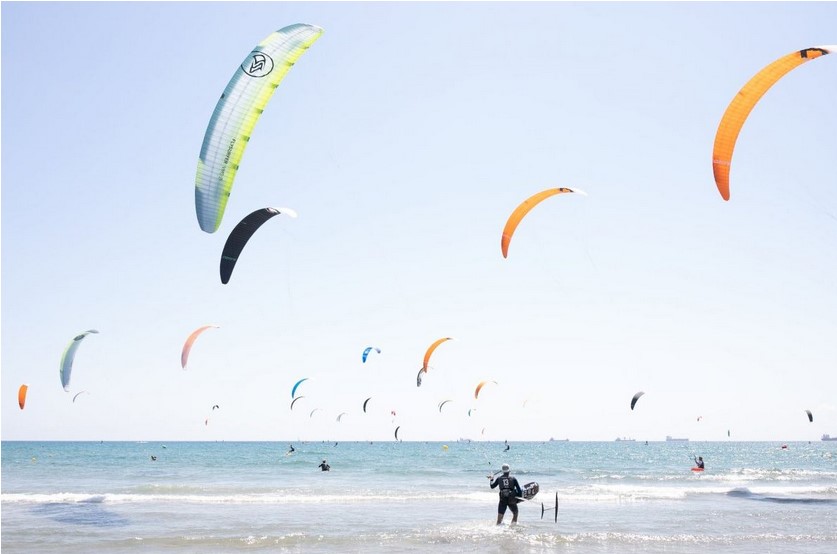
[195, 23, 323, 233]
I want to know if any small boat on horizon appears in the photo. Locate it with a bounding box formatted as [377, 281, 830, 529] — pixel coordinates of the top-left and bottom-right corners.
[666, 436, 689, 442]
[822, 434, 837, 441]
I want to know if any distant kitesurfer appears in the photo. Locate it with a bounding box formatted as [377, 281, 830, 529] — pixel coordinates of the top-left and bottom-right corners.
[288, 444, 295, 454]
[150, 455, 157, 461]
[504, 440, 510, 452]
[319, 459, 331, 471]
[488, 463, 522, 525]
[694, 456, 704, 469]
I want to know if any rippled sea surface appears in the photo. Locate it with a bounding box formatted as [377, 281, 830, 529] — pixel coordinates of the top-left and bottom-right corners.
[3, 440, 836, 552]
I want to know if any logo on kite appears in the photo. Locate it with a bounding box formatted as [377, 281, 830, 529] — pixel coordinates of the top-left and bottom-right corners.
[801, 47, 829, 58]
[242, 52, 274, 77]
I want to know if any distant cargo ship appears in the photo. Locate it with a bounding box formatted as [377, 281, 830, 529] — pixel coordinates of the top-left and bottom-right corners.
[615, 437, 635, 442]
[822, 434, 837, 441]
[666, 436, 689, 442]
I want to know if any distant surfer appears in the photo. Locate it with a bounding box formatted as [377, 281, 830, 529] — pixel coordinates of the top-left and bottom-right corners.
[504, 440, 510, 452]
[694, 455, 704, 469]
[319, 459, 331, 471]
[488, 463, 522, 525]
[150, 455, 157, 461]
[288, 444, 295, 454]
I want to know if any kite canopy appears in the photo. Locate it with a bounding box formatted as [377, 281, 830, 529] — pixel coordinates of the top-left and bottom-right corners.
[417, 337, 453, 387]
[422, 337, 453, 370]
[59, 330, 99, 392]
[195, 24, 323, 233]
[630, 391, 645, 411]
[291, 378, 309, 398]
[362, 346, 381, 363]
[501, 187, 586, 258]
[474, 380, 497, 400]
[18, 385, 28, 410]
[712, 46, 834, 201]
[805, 409, 813, 423]
[290, 396, 305, 410]
[394, 426, 401, 441]
[72, 390, 89, 403]
[220, 207, 297, 284]
[362, 397, 372, 413]
[181, 325, 219, 369]
[438, 399, 453, 412]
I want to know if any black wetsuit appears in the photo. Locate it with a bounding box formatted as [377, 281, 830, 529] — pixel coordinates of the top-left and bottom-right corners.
[490, 473, 522, 515]
[319, 462, 330, 471]
[695, 458, 704, 469]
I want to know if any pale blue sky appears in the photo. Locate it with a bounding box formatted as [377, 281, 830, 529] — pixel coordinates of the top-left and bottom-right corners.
[2, 1, 836, 441]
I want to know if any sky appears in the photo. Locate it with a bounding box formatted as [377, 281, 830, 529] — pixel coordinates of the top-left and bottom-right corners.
[2, 1, 836, 442]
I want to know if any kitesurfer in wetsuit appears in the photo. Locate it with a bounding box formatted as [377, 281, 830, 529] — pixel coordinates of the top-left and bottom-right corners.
[318, 459, 331, 471]
[503, 440, 510, 452]
[489, 463, 522, 525]
[288, 444, 295, 454]
[694, 455, 704, 469]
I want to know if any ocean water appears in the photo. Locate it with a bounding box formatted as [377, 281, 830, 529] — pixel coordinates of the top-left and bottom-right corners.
[2, 440, 836, 553]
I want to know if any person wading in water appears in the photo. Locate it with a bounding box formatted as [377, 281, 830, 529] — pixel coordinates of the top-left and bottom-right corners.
[488, 463, 522, 525]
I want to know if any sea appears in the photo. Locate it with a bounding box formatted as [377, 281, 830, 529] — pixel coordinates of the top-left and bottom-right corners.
[2, 440, 836, 553]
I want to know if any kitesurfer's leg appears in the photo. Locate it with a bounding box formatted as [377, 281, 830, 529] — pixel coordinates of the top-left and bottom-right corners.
[509, 502, 519, 524]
